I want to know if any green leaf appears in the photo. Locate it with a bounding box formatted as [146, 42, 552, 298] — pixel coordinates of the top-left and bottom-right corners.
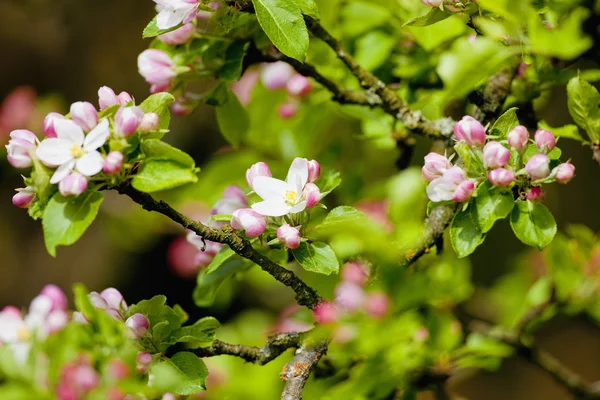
[206, 246, 236, 274]
[141, 139, 195, 167]
[215, 87, 250, 147]
[253, 0, 309, 61]
[42, 192, 104, 257]
[139, 92, 175, 139]
[143, 15, 182, 38]
[293, 0, 320, 20]
[474, 181, 514, 233]
[522, 144, 561, 163]
[193, 259, 246, 307]
[292, 241, 339, 275]
[489, 107, 519, 139]
[403, 7, 450, 27]
[566, 75, 600, 143]
[339, 1, 391, 38]
[510, 200, 557, 250]
[312, 206, 366, 236]
[538, 120, 584, 142]
[450, 202, 486, 258]
[173, 317, 220, 345]
[132, 160, 198, 193]
[355, 31, 396, 72]
[454, 142, 485, 175]
[128, 295, 181, 347]
[318, 169, 342, 196]
[151, 352, 208, 395]
[219, 41, 250, 81]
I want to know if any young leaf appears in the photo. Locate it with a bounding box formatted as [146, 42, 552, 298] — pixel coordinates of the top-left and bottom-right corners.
[403, 7, 450, 27]
[566, 75, 600, 143]
[253, 0, 309, 61]
[450, 202, 486, 258]
[510, 200, 557, 250]
[522, 144, 561, 163]
[173, 317, 220, 345]
[538, 120, 584, 143]
[454, 142, 485, 175]
[292, 0, 320, 20]
[193, 259, 247, 307]
[42, 192, 104, 257]
[132, 160, 198, 193]
[219, 41, 250, 81]
[206, 246, 236, 274]
[128, 295, 181, 347]
[139, 92, 175, 134]
[292, 241, 339, 275]
[474, 181, 515, 233]
[151, 352, 208, 395]
[319, 169, 342, 197]
[143, 15, 182, 38]
[489, 107, 519, 139]
[141, 139, 195, 167]
[215, 88, 250, 147]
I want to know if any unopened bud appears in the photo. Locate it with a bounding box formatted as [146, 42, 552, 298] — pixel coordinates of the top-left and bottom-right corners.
[286, 74, 312, 97]
[525, 154, 551, 180]
[136, 352, 152, 374]
[70, 101, 99, 132]
[507, 125, 529, 150]
[534, 129, 556, 153]
[552, 162, 575, 183]
[100, 288, 127, 312]
[40, 284, 68, 311]
[230, 208, 267, 238]
[483, 141, 510, 169]
[341, 262, 369, 286]
[303, 183, 321, 208]
[98, 86, 120, 111]
[277, 100, 299, 119]
[276, 224, 301, 249]
[488, 168, 515, 186]
[307, 159, 320, 182]
[58, 173, 88, 197]
[334, 282, 365, 312]
[364, 292, 390, 319]
[89, 292, 108, 310]
[139, 112, 160, 132]
[43, 112, 66, 138]
[246, 162, 272, 190]
[452, 180, 475, 202]
[422, 152, 451, 182]
[6, 129, 38, 168]
[159, 23, 195, 45]
[115, 106, 144, 137]
[126, 313, 149, 338]
[12, 186, 35, 208]
[260, 62, 295, 90]
[103, 151, 124, 175]
[526, 187, 545, 201]
[313, 302, 338, 324]
[454, 116, 486, 146]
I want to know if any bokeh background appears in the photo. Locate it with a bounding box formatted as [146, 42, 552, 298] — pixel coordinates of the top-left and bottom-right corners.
[1, 0, 600, 399]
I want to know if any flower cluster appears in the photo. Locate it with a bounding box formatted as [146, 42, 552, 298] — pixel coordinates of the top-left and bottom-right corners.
[260, 62, 312, 119]
[6, 86, 161, 209]
[422, 116, 575, 204]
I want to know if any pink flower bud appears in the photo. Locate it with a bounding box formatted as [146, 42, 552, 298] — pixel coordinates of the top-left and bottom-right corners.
[73, 364, 100, 392]
[313, 302, 338, 324]
[6, 129, 38, 168]
[118, 91, 133, 105]
[534, 129, 556, 153]
[43, 112, 66, 138]
[303, 183, 321, 208]
[414, 327, 430, 342]
[277, 100, 298, 119]
[246, 162, 272, 190]
[89, 291, 108, 310]
[100, 288, 127, 312]
[12, 186, 35, 208]
[454, 116, 486, 146]
[1, 306, 22, 319]
[364, 292, 390, 319]
[194, 251, 215, 269]
[58, 172, 88, 197]
[230, 208, 267, 238]
[286, 74, 312, 97]
[341, 261, 369, 286]
[126, 313, 149, 338]
[107, 359, 129, 380]
[421, 0, 443, 6]
[98, 86, 120, 110]
[452, 180, 475, 202]
[488, 168, 515, 186]
[136, 352, 152, 374]
[507, 125, 529, 150]
[159, 23, 195, 45]
[276, 224, 301, 249]
[526, 187, 545, 201]
[106, 308, 124, 321]
[138, 49, 177, 90]
[40, 284, 68, 311]
[307, 160, 320, 182]
[421, 152, 451, 182]
[553, 162, 575, 183]
[170, 96, 194, 115]
[260, 62, 295, 90]
[483, 141, 510, 169]
[46, 310, 69, 334]
[139, 112, 160, 132]
[70, 101, 99, 132]
[222, 185, 248, 206]
[334, 282, 365, 312]
[525, 154, 551, 180]
[115, 106, 144, 137]
[103, 151, 124, 175]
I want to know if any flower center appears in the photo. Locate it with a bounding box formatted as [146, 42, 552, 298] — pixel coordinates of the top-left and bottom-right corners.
[16, 327, 31, 342]
[284, 190, 298, 205]
[70, 144, 84, 158]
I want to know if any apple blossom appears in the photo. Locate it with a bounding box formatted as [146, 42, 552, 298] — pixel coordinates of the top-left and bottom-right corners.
[106, 308, 124, 321]
[421, 0, 443, 6]
[278, 100, 299, 119]
[6, 129, 38, 168]
[553, 162, 575, 183]
[335, 282, 365, 312]
[231, 208, 267, 238]
[251, 157, 312, 217]
[421, 152, 451, 182]
[303, 182, 321, 208]
[88, 292, 109, 310]
[313, 302, 338, 324]
[104, 151, 124, 175]
[507, 125, 529, 150]
[483, 141, 510, 169]
[138, 49, 177, 93]
[118, 91, 133, 104]
[154, 0, 199, 30]
[246, 162, 272, 190]
[158, 23, 195, 45]
[426, 166, 467, 202]
[36, 118, 110, 184]
[364, 292, 390, 319]
[100, 288, 128, 312]
[307, 159, 320, 182]
[286, 74, 312, 97]
[12, 186, 35, 208]
[98, 86, 119, 110]
[525, 154, 551, 180]
[58, 172, 88, 197]
[488, 168, 515, 186]
[115, 106, 144, 136]
[454, 116, 486, 146]
[212, 185, 248, 216]
[139, 112, 160, 132]
[534, 129, 556, 153]
[43, 112, 66, 138]
[70, 101, 99, 132]
[526, 187, 545, 201]
[125, 313, 149, 338]
[260, 62, 295, 90]
[277, 224, 301, 249]
[40, 284, 68, 312]
[136, 352, 152, 374]
[452, 180, 475, 202]
[341, 261, 369, 286]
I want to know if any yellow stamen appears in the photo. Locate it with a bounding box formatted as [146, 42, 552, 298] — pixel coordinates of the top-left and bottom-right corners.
[284, 190, 298, 204]
[16, 327, 31, 342]
[70, 144, 84, 158]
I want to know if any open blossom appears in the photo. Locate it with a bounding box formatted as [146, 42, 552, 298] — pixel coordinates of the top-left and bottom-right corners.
[6, 129, 38, 168]
[231, 208, 267, 238]
[483, 141, 510, 169]
[158, 23, 195, 45]
[277, 224, 301, 249]
[426, 166, 468, 202]
[138, 49, 177, 93]
[154, 0, 199, 30]
[454, 116, 486, 146]
[421, 152, 451, 182]
[36, 118, 110, 184]
[12, 186, 35, 208]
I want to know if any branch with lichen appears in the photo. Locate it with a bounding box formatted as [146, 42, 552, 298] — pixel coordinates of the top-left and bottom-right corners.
[280, 340, 329, 400]
[113, 183, 323, 309]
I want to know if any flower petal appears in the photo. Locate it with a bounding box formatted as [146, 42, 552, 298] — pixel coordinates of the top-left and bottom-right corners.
[286, 158, 309, 193]
[251, 200, 291, 217]
[36, 139, 73, 167]
[287, 201, 307, 214]
[252, 176, 290, 201]
[49, 160, 76, 184]
[83, 118, 110, 151]
[54, 119, 84, 145]
[156, 4, 194, 30]
[76, 151, 104, 176]
[426, 178, 454, 203]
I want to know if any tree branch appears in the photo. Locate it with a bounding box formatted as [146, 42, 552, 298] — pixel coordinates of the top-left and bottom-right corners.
[468, 65, 519, 124]
[280, 340, 328, 400]
[113, 183, 323, 309]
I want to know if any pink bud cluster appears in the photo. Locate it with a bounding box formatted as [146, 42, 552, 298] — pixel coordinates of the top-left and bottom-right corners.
[260, 62, 312, 119]
[74, 287, 128, 323]
[55, 355, 100, 400]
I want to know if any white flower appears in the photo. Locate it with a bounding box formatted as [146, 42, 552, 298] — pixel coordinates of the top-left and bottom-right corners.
[154, 0, 199, 30]
[251, 158, 310, 217]
[36, 118, 110, 184]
